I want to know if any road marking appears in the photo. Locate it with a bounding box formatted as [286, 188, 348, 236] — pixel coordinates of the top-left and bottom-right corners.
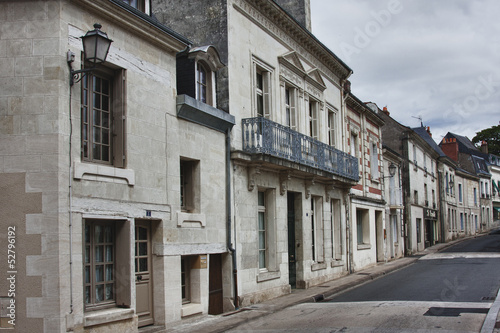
[419, 252, 500, 260]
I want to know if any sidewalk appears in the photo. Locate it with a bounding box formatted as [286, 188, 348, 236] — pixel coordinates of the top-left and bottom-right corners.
[144, 236, 497, 333]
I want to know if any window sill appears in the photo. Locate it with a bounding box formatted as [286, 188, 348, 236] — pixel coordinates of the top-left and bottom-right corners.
[311, 262, 327, 271]
[177, 211, 206, 227]
[331, 260, 344, 268]
[181, 303, 203, 318]
[74, 162, 135, 185]
[357, 244, 372, 250]
[84, 308, 134, 327]
[257, 270, 280, 283]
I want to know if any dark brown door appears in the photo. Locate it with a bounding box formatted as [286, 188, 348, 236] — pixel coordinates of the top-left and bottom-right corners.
[208, 254, 223, 315]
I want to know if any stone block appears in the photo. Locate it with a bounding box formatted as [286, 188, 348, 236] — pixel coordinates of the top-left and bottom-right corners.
[33, 38, 59, 56]
[0, 77, 23, 97]
[6, 39, 32, 57]
[5, 155, 41, 172]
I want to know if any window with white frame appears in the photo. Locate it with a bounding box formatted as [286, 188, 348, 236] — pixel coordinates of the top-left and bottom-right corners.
[392, 215, 398, 243]
[370, 142, 379, 180]
[196, 61, 212, 105]
[460, 212, 464, 230]
[253, 58, 273, 118]
[258, 191, 267, 269]
[458, 183, 463, 203]
[256, 189, 277, 273]
[331, 199, 342, 260]
[445, 172, 449, 195]
[474, 187, 477, 205]
[284, 85, 297, 130]
[350, 132, 358, 157]
[308, 99, 319, 139]
[327, 108, 337, 147]
[356, 209, 369, 246]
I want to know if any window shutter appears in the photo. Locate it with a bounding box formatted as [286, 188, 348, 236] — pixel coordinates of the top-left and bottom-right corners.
[311, 103, 318, 140]
[263, 72, 271, 119]
[316, 200, 324, 262]
[113, 69, 126, 168]
[290, 90, 297, 131]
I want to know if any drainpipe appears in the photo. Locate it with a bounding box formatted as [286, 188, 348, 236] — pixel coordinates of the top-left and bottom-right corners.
[68, 66, 74, 315]
[226, 129, 239, 309]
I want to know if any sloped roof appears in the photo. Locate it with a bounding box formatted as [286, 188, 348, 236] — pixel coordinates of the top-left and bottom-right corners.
[412, 126, 446, 157]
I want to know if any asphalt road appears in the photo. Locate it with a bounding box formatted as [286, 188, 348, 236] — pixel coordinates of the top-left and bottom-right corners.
[328, 234, 500, 303]
[226, 233, 500, 333]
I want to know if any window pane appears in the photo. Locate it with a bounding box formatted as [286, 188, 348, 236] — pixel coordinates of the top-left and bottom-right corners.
[85, 224, 90, 243]
[258, 191, 265, 206]
[95, 225, 103, 243]
[259, 231, 266, 249]
[102, 128, 109, 145]
[102, 79, 109, 95]
[106, 264, 113, 281]
[105, 284, 113, 300]
[138, 227, 147, 240]
[93, 76, 101, 93]
[139, 258, 148, 272]
[258, 212, 265, 230]
[96, 285, 104, 302]
[256, 72, 263, 90]
[85, 286, 90, 304]
[105, 245, 113, 262]
[259, 250, 266, 269]
[95, 246, 103, 263]
[85, 266, 90, 283]
[92, 143, 101, 160]
[257, 95, 263, 117]
[102, 146, 109, 162]
[139, 242, 147, 256]
[85, 246, 90, 264]
[95, 264, 104, 282]
[104, 225, 113, 243]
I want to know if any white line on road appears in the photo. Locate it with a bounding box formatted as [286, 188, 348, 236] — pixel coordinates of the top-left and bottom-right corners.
[419, 252, 500, 260]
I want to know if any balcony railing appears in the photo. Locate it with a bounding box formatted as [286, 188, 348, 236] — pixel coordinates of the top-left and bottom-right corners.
[242, 117, 359, 181]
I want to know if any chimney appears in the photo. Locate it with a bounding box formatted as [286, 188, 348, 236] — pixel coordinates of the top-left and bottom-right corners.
[426, 126, 432, 137]
[273, 0, 311, 31]
[382, 106, 390, 116]
[441, 138, 458, 161]
[481, 140, 488, 154]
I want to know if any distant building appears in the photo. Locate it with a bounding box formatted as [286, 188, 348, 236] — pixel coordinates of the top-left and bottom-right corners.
[440, 133, 493, 231]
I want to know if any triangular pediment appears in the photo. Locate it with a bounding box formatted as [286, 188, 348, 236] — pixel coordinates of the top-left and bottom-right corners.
[280, 51, 306, 73]
[306, 68, 326, 90]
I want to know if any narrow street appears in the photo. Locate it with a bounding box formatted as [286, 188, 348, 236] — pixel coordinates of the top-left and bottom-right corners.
[225, 233, 500, 333]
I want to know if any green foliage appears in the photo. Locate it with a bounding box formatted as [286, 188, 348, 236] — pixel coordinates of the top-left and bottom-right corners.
[472, 125, 500, 155]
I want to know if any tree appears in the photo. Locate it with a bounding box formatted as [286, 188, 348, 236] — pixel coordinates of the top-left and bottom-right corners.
[472, 125, 500, 156]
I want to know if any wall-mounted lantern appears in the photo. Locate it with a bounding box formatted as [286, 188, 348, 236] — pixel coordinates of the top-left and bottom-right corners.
[67, 23, 113, 86]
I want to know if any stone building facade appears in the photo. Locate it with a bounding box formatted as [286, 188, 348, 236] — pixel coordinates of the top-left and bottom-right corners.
[346, 97, 386, 269]
[0, 0, 236, 331]
[152, 0, 360, 306]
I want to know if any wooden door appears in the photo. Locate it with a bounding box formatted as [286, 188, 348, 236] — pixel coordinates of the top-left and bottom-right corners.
[208, 254, 223, 315]
[135, 222, 153, 327]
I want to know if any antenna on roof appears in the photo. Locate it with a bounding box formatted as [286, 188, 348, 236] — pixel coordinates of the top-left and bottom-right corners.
[412, 115, 423, 127]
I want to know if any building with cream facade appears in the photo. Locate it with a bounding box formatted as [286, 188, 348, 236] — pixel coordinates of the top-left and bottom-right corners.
[153, 0, 362, 306]
[0, 0, 236, 331]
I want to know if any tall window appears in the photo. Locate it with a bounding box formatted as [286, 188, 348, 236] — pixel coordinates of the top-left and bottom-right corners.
[370, 142, 379, 180]
[327, 109, 336, 147]
[356, 209, 369, 246]
[460, 213, 464, 231]
[458, 183, 463, 203]
[414, 190, 419, 205]
[445, 172, 449, 195]
[308, 100, 319, 139]
[331, 199, 342, 260]
[474, 188, 477, 205]
[258, 191, 267, 269]
[81, 68, 126, 167]
[392, 215, 398, 243]
[196, 63, 208, 104]
[254, 60, 272, 118]
[350, 133, 357, 157]
[424, 184, 428, 206]
[310, 197, 323, 262]
[84, 221, 115, 309]
[181, 257, 190, 303]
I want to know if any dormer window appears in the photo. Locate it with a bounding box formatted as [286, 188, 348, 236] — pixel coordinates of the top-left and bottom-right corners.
[121, 0, 150, 14]
[176, 46, 224, 108]
[196, 62, 209, 104]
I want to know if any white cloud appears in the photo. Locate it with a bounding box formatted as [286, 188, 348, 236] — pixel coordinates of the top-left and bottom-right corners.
[311, 0, 500, 142]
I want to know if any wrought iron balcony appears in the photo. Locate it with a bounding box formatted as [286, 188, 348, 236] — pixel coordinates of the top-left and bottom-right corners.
[242, 117, 359, 181]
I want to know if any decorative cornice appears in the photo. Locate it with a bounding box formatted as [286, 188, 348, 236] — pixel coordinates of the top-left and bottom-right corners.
[236, 0, 351, 81]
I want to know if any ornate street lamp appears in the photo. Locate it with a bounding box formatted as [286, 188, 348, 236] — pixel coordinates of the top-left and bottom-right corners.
[388, 162, 397, 178]
[67, 23, 113, 86]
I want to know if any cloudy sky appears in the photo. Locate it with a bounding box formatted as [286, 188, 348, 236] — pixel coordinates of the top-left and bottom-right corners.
[310, 0, 500, 144]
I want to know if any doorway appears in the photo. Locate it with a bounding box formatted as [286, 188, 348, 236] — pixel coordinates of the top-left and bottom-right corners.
[208, 254, 223, 315]
[287, 192, 297, 288]
[135, 221, 153, 327]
